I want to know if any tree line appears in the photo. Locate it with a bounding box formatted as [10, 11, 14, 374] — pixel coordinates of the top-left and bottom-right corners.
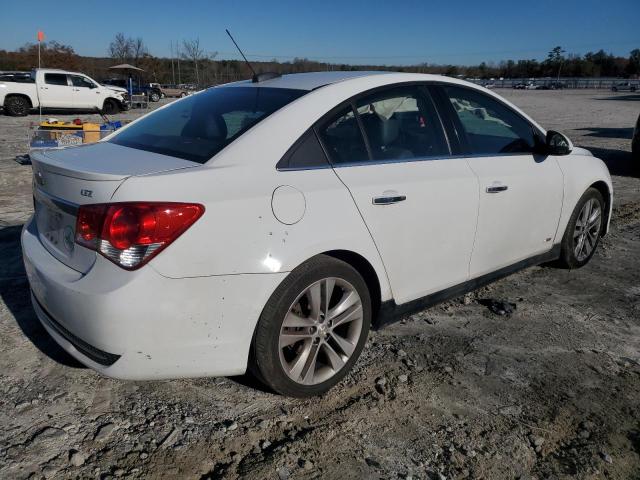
[0, 36, 638, 86]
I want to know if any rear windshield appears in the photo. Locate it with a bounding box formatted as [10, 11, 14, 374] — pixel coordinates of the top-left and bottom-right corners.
[110, 86, 307, 163]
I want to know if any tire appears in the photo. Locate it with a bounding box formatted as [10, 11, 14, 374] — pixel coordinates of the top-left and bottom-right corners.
[149, 92, 160, 102]
[557, 188, 605, 269]
[4, 96, 30, 116]
[180, 92, 187, 98]
[251, 255, 372, 397]
[102, 99, 119, 115]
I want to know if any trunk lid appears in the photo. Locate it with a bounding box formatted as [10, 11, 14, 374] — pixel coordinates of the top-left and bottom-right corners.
[31, 142, 200, 273]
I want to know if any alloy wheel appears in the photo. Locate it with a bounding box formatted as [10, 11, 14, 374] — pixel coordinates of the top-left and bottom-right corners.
[573, 198, 602, 262]
[278, 277, 363, 385]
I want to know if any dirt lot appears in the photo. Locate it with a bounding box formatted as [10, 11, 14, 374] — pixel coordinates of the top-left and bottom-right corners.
[0, 90, 639, 480]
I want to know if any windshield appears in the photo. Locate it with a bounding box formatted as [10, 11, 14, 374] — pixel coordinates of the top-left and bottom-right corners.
[109, 86, 307, 163]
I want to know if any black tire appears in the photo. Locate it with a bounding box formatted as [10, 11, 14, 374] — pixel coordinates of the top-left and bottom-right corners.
[251, 255, 372, 397]
[102, 99, 119, 115]
[4, 95, 30, 116]
[557, 188, 605, 269]
[149, 91, 160, 102]
[180, 92, 187, 98]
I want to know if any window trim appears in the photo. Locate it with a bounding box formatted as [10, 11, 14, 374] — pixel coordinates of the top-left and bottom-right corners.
[311, 81, 453, 169]
[430, 83, 546, 158]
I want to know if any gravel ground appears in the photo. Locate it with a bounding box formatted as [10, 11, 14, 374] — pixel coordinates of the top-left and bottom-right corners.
[0, 90, 639, 480]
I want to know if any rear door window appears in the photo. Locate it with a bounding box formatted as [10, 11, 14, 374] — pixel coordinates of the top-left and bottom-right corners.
[110, 87, 306, 163]
[355, 86, 449, 160]
[317, 106, 369, 164]
[44, 73, 69, 86]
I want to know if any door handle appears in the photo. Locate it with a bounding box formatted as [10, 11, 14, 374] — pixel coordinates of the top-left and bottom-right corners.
[486, 185, 508, 193]
[372, 195, 406, 205]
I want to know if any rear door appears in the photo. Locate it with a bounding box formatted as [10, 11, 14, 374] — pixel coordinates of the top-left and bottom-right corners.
[39, 73, 74, 108]
[318, 85, 479, 305]
[434, 84, 563, 277]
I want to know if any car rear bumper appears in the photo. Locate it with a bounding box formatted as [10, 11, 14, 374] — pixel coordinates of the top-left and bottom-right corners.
[21, 216, 287, 380]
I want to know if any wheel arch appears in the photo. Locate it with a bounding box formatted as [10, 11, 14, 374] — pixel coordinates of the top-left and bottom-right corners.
[321, 249, 382, 326]
[589, 180, 612, 235]
[5, 93, 33, 108]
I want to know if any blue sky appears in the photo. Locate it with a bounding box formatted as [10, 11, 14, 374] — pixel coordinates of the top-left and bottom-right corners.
[1, 0, 638, 65]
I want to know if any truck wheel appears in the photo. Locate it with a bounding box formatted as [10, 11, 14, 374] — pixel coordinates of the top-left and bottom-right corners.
[102, 99, 119, 115]
[4, 96, 30, 116]
[180, 92, 187, 98]
[150, 92, 160, 102]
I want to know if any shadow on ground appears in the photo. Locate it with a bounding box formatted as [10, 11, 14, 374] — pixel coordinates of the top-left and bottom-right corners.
[596, 93, 640, 102]
[0, 224, 83, 368]
[577, 146, 638, 177]
[576, 127, 634, 140]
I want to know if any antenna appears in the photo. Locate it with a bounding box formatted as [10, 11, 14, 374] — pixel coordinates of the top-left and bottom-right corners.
[225, 29, 257, 78]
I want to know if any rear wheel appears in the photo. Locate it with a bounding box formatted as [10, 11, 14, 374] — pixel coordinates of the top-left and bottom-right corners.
[251, 255, 371, 397]
[557, 188, 604, 269]
[4, 96, 30, 116]
[102, 99, 119, 115]
[149, 91, 160, 102]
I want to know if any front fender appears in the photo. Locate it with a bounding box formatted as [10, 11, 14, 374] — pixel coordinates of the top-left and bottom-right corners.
[555, 151, 613, 239]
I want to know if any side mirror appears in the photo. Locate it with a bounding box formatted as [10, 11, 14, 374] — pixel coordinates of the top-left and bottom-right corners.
[546, 130, 572, 155]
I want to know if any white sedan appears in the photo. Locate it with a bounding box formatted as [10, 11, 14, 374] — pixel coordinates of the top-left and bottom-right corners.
[22, 71, 612, 397]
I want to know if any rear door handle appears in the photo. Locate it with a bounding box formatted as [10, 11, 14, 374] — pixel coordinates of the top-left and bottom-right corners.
[486, 185, 508, 193]
[372, 195, 406, 205]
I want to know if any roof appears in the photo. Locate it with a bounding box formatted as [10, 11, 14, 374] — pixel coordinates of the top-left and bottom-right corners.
[225, 71, 390, 91]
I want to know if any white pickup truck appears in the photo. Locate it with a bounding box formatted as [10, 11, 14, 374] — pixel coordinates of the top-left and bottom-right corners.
[0, 69, 128, 116]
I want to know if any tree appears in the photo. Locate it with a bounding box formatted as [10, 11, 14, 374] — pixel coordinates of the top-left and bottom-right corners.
[109, 33, 133, 63]
[546, 46, 566, 79]
[627, 48, 640, 76]
[182, 38, 206, 85]
[131, 37, 148, 66]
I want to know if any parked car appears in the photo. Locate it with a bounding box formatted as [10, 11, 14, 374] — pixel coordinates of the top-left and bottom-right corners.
[102, 79, 162, 102]
[160, 84, 190, 98]
[23, 71, 612, 397]
[611, 82, 637, 92]
[633, 112, 640, 162]
[0, 69, 128, 116]
[512, 82, 527, 90]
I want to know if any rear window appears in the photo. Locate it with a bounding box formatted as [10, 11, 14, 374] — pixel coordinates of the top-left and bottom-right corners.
[110, 86, 307, 163]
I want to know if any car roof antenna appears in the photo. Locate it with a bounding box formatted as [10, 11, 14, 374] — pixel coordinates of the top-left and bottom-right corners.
[225, 29, 280, 83]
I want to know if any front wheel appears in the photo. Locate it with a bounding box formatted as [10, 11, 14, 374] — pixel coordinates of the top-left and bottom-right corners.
[251, 255, 371, 397]
[149, 92, 160, 102]
[102, 99, 119, 115]
[557, 188, 605, 269]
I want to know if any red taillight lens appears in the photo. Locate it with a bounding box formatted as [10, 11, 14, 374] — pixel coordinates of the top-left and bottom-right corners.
[75, 202, 204, 269]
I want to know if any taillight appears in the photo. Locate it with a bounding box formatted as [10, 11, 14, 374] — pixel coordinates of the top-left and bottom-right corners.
[75, 202, 204, 270]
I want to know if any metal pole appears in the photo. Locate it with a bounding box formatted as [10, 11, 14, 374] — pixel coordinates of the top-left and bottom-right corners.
[38, 40, 42, 122]
[170, 41, 175, 84]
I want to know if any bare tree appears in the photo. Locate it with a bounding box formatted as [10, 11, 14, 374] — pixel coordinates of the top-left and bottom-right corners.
[109, 33, 133, 63]
[131, 37, 148, 66]
[182, 38, 205, 85]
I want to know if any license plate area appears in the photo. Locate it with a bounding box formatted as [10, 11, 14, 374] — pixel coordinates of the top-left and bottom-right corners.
[34, 189, 96, 273]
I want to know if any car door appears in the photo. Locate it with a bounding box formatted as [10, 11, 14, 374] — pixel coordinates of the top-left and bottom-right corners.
[317, 85, 479, 305]
[435, 84, 564, 277]
[69, 74, 99, 109]
[39, 73, 74, 108]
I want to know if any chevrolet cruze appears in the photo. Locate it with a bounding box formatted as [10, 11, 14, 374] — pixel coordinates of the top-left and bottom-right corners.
[22, 71, 612, 397]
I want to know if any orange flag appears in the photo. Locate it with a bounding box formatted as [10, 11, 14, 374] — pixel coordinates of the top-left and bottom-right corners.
[37, 31, 44, 42]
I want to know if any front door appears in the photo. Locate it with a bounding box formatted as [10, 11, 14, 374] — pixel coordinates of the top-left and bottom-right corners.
[437, 84, 564, 277]
[317, 85, 479, 305]
[70, 74, 99, 109]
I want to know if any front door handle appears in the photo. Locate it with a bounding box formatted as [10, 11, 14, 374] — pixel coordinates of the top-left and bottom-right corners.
[372, 195, 406, 205]
[486, 185, 508, 193]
